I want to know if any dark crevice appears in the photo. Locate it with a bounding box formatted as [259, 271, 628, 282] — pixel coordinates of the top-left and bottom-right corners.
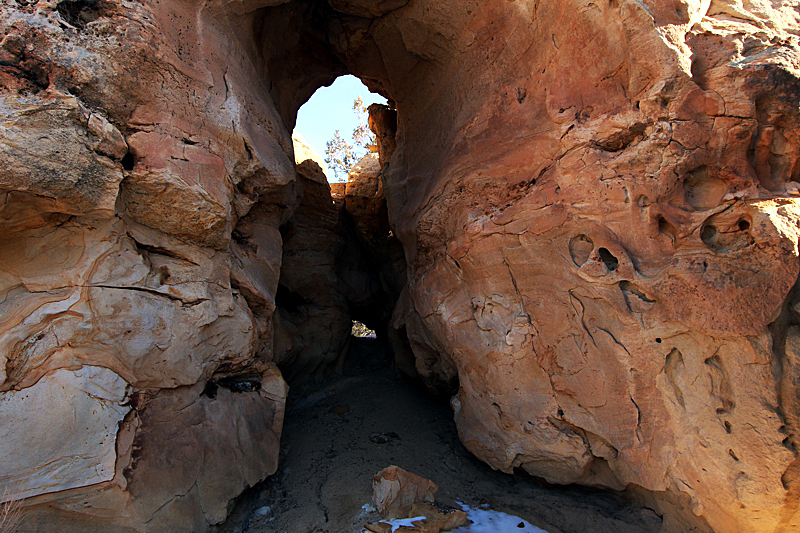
[121, 152, 135, 171]
[201, 377, 262, 399]
[130, 238, 199, 265]
[274, 284, 308, 311]
[93, 284, 208, 307]
[657, 216, 676, 242]
[56, 0, 102, 29]
[0, 56, 51, 92]
[592, 123, 647, 152]
[598, 247, 618, 271]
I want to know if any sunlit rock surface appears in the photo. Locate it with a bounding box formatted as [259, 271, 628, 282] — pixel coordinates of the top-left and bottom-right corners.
[0, 366, 129, 501]
[1, 0, 290, 530]
[334, 2, 800, 531]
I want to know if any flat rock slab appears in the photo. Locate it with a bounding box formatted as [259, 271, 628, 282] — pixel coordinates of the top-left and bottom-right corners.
[0, 366, 129, 502]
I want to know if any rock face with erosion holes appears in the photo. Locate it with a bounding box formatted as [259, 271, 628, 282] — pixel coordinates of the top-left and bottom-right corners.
[2, 0, 800, 532]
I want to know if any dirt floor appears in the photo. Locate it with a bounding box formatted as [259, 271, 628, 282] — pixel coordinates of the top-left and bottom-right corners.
[217, 338, 663, 533]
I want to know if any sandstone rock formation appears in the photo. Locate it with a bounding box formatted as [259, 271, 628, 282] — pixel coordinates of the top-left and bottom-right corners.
[339, 4, 800, 532]
[342, 152, 407, 333]
[369, 466, 468, 533]
[271, 138, 401, 385]
[2, 0, 800, 532]
[372, 465, 438, 520]
[273, 148, 352, 382]
[292, 132, 327, 172]
[0, 0, 292, 529]
[0, 366, 129, 502]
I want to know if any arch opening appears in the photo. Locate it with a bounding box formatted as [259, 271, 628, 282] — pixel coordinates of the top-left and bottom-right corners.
[221, 2, 676, 531]
[6, 0, 786, 530]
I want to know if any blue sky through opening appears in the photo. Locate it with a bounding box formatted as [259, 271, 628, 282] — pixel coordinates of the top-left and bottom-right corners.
[293, 75, 387, 182]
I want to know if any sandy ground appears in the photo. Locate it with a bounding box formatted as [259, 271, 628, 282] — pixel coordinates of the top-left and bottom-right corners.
[216, 338, 662, 533]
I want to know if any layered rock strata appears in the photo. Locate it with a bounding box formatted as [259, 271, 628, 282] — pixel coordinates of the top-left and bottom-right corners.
[0, 0, 293, 529]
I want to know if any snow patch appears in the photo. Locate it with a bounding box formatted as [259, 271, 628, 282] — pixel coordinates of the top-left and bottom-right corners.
[452, 504, 549, 533]
[360, 504, 549, 533]
[378, 515, 428, 532]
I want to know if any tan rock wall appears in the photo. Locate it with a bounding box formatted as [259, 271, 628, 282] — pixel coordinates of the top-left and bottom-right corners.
[0, 366, 129, 501]
[1, 0, 294, 530]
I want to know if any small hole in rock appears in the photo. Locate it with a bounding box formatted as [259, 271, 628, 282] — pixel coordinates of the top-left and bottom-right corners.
[737, 219, 750, 231]
[655, 338, 662, 343]
[201, 381, 218, 399]
[351, 320, 376, 338]
[598, 247, 618, 271]
[658, 216, 676, 241]
[569, 234, 594, 266]
[701, 225, 716, 244]
[121, 152, 135, 171]
[57, 0, 101, 29]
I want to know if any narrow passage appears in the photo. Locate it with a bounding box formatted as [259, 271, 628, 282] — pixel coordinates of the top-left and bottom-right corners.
[216, 338, 661, 533]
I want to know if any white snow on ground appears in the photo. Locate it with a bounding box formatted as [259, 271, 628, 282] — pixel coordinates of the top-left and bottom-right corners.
[360, 504, 549, 533]
[451, 504, 549, 533]
[366, 516, 427, 532]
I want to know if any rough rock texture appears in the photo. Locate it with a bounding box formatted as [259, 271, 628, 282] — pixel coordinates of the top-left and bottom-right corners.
[275, 147, 403, 384]
[328, 2, 800, 532]
[372, 465, 438, 519]
[0, 0, 292, 530]
[3, 0, 800, 531]
[362, 2, 800, 532]
[368, 104, 397, 168]
[16, 366, 287, 533]
[342, 152, 407, 332]
[345, 153, 386, 245]
[273, 154, 353, 382]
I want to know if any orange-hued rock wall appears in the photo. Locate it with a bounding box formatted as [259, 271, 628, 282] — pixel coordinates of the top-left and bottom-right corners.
[2, 0, 800, 531]
[338, 3, 800, 531]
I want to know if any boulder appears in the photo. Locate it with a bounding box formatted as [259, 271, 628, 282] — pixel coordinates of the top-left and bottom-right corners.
[372, 466, 438, 520]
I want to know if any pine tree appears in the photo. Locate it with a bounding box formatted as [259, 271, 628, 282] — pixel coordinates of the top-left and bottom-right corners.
[324, 96, 376, 181]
